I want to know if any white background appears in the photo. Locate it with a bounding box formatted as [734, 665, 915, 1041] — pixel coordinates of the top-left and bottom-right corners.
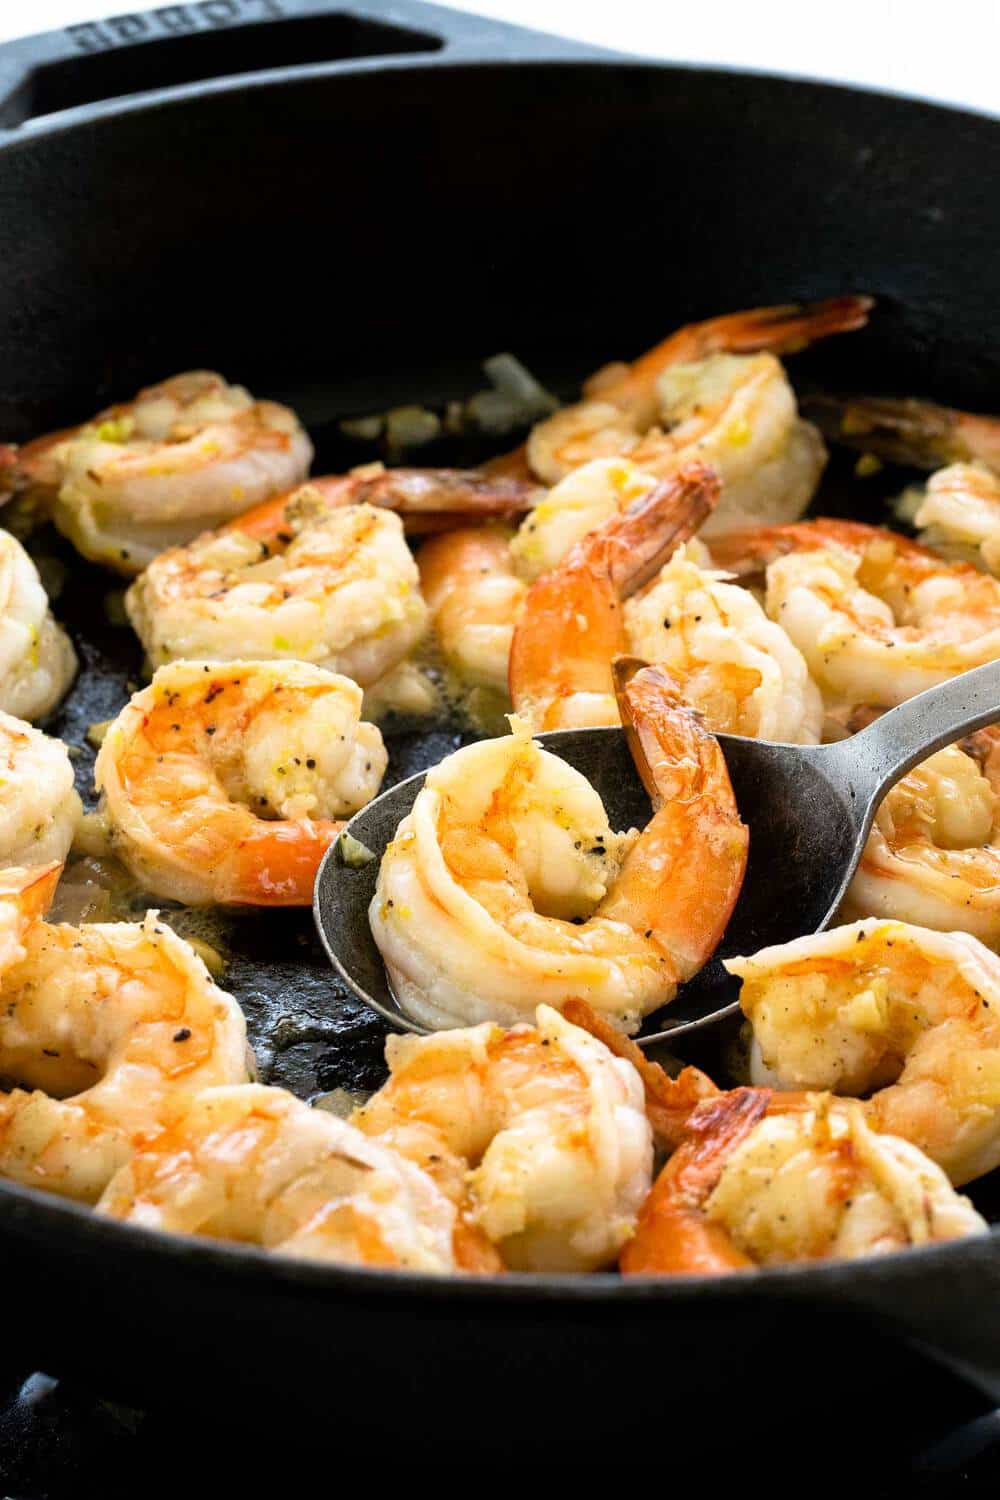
[0, 0, 997, 116]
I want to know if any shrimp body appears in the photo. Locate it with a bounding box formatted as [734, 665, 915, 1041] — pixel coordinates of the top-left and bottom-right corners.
[0, 711, 80, 867]
[909, 463, 1000, 574]
[624, 543, 823, 743]
[845, 731, 1000, 944]
[712, 518, 1000, 709]
[370, 665, 747, 1034]
[730, 921, 1000, 1186]
[0, 865, 249, 1202]
[524, 298, 870, 528]
[95, 660, 385, 906]
[98, 1084, 469, 1272]
[126, 500, 428, 685]
[0, 531, 76, 720]
[418, 459, 662, 701]
[621, 1089, 986, 1276]
[352, 1005, 653, 1272]
[509, 465, 720, 729]
[14, 373, 313, 575]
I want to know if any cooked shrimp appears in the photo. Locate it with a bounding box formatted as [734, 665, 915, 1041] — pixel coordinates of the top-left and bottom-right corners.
[807, 392, 1000, 473]
[352, 1004, 653, 1271]
[370, 662, 747, 1034]
[98, 1083, 483, 1272]
[709, 518, 1000, 710]
[620, 1089, 986, 1275]
[0, 531, 76, 720]
[95, 659, 385, 906]
[624, 543, 823, 742]
[844, 729, 1000, 944]
[125, 497, 427, 684]
[0, 863, 249, 1202]
[509, 465, 720, 729]
[6, 372, 313, 575]
[524, 298, 871, 531]
[0, 711, 80, 866]
[730, 920, 1000, 1186]
[418, 458, 663, 703]
[907, 463, 1000, 574]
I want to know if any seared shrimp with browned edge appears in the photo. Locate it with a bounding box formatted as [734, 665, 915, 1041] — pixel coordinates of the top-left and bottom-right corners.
[731, 920, 1000, 1187]
[501, 297, 871, 534]
[352, 1003, 653, 1271]
[1, 372, 313, 574]
[708, 517, 1000, 711]
[370, 660, 747, 1034]
[0, 863, 249, 1203]
[563, 1001, 986, 1275]
[126, 494, 427, 686]
[95, 659, 386, 906]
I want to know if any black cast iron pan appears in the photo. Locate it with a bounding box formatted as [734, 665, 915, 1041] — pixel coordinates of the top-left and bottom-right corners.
[1, 0, 999, 1441]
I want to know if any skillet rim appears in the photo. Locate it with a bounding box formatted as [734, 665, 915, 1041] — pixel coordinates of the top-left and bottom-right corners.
[0, 41, 997, 1306]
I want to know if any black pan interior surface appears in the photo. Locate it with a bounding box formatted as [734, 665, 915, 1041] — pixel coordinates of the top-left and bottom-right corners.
[4, 0, 1000, 1426]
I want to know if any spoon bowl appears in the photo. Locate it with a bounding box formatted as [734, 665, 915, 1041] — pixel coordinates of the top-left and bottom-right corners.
[315, 658, 1000, 1043]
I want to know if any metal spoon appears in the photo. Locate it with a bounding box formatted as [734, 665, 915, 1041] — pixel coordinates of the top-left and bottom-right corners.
[314, 657, 1000, 1045]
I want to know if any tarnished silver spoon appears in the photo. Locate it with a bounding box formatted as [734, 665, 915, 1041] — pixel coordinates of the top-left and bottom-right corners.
[315, 658, 1000, 1045]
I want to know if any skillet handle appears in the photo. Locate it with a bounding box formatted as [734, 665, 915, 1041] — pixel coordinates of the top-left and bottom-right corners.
[0, 0, 604, 131]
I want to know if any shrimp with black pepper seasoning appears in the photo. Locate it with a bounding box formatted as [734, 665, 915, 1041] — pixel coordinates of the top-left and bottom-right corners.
[95, 659, 386, 905]
[370, 662, 747, 1034]
[0, 863, 249, 1203]
[730, 920, 1000, 1187]
[0, 371, 313, 574]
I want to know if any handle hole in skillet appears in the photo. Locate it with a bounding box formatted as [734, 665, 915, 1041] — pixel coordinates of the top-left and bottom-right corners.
[0, 13, 442, 128]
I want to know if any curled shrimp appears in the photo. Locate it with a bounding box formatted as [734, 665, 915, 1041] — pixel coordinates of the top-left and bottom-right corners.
[0, 863, 249, 1203]
[3, 372, 313, 575]
[95, 659, 386, 906]
[508, 464, 720, 729]
[522, 297, 871, 532]
[621, 1089, 986, 1275]
[844, 727, 1000, 945]
[0, 710, 80, 867]
[418, 458, 663, 705]
[125, 496, 427, 685]
[807, 392, 1000, 473]
[708, 517, 1000, 710]
[351, 1004, 653, 1272]
[730, 920, 1000, 1187]
[561, 998, 984, 1273]
[624, 542, 823, 743]
[369, 661, 747, 1034]
[0, 530, 76, 721]
[98, 1083, 483, 1273]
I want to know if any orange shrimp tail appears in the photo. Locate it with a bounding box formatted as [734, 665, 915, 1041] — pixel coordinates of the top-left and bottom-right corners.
[610, 663, 749, 979]
[562, 998, 717, 1150]
[508, 465, 720, 722]
[605, 295, 873, 412]
[621, 1089, 771, 1276]
[230, 820, 342, 906]
[0, 861, 61, 972]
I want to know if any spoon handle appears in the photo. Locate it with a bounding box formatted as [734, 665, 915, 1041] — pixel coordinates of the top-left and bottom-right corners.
[830, 657, 1000, 815]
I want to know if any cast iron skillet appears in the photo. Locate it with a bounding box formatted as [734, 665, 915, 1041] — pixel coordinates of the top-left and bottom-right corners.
[1, 0, 1000, 1437]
